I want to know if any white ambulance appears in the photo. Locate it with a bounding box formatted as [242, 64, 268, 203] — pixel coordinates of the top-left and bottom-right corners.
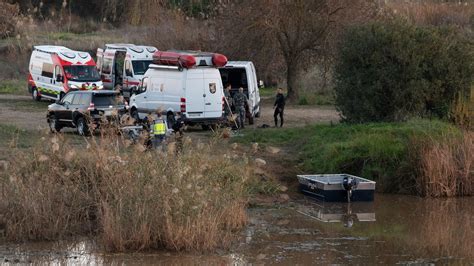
[28, 45, 103, 101]
[96, 44, 157, 98]
[219, 61, 261, 124]
[129, 51, 227, 127]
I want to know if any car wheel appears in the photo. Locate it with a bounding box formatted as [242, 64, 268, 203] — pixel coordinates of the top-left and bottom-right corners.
[255, 109, 261, 118]
[131, 108, 139, 123]
[48, 114, 62, 133]
[76, 117, 90, 136]
[248, 115, 254, 125]
[32, 88, 41, 101]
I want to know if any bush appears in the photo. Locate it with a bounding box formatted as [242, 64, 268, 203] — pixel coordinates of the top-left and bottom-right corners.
[334, 20, 474, 123]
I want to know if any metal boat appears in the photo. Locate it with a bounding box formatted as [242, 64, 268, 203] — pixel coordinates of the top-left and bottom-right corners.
[297, 174, 376, 202]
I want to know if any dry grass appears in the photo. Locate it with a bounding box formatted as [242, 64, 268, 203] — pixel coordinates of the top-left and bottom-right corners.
[385, 1, 473, 28]
[415, 131, 473, 197]
[0, 131, 250, 252]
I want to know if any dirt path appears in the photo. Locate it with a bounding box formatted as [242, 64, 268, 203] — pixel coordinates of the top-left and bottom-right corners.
[0, 95, 48, 131]
[257, 98, 339, 128]
[0, 95, 340, 131]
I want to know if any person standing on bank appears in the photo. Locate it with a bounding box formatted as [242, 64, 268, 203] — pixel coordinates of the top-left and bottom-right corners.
[224, 84, 233, 118]
[274, 88, 286, 127]
[233, 87, 248, 129]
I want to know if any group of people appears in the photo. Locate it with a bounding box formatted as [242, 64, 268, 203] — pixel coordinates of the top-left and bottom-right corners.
[131, 85, 288, 150]
[223, 84, 247, 129]
[224, 85, 286, 129]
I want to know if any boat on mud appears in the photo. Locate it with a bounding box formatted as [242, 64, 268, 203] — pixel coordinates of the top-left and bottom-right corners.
[297, 174, 376, 202]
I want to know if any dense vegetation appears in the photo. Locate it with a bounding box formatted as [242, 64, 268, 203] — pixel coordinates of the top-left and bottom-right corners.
[239, 120, 472, 196]
[334, 20, 473, 123]
[0, 133, 252, 251]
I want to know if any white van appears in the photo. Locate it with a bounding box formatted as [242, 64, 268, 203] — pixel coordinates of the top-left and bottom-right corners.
[129, 51, 226, 127]
[96, 44, 157, 98]
[219, 61, 261, 124]
[28, 45, 102, 101]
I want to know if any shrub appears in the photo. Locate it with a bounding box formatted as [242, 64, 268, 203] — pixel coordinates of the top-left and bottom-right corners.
[0, 133, 250, 251]
[334, 20, 474, 123]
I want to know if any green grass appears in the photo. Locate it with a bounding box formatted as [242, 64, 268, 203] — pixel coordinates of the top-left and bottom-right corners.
[0, 98, 51, 112]
[298, 92, 335, 106]
[259, 87, 277, 98]
[237, 119, 461, 193]
[0, 80, 28, 95]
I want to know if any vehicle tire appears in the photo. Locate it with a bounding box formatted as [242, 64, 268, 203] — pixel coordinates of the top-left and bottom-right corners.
[248, 115, 254, 125]
[76, 117, 90, 136]
[32, 87, 41, 101]
[131, 108, 140, 123]
[48, 114, 62, 133]
[255, 109, 261, 118]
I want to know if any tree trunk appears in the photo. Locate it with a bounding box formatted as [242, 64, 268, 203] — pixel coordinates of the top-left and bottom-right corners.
[286, 62, 299, 102]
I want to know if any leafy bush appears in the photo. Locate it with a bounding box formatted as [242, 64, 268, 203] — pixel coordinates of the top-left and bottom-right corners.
[334, 20, 473, 123]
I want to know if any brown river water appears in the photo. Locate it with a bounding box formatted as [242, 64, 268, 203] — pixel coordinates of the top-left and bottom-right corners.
[1, 194, 473, 265]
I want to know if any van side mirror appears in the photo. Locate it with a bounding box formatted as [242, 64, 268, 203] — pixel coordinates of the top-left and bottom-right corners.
[56, 74, 64, 83]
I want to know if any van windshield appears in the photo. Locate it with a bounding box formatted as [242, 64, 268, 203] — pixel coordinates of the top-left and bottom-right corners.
[132, 60, 152, 75]
[64, 65, 100, 82]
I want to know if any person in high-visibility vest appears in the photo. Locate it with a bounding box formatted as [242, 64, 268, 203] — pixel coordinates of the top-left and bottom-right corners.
[150, 111, 168, 149]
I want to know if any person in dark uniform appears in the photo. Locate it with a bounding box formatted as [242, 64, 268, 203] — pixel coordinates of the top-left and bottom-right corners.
[223, 84, 233, 118]
[233, 87, 248, 129]
[273, 88, 286, 127]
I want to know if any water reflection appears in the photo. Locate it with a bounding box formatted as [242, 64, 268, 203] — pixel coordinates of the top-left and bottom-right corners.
[1, 195, 473, 265]
[294, 200, 376, 227]
[241, 194, 474, 264]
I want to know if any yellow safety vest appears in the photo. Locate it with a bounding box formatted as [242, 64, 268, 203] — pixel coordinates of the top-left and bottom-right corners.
[153, 120, 166, 135]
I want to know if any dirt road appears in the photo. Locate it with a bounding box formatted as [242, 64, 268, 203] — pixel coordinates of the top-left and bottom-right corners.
[256, 98, 339, 128]
[0, 95, 48, 131]
[0, 95, 339, 131]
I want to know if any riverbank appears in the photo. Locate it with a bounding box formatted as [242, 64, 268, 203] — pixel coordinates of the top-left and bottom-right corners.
[236, 119, 473, 197]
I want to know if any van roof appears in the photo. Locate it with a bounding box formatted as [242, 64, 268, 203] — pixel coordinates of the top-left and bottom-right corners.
[222, 61, 252, 67]
[34, 45, 72, 54]
[34, 45, 94, 65]
[105, 44, 158, 60]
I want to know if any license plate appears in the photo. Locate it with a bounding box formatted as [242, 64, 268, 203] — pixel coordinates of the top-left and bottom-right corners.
[104, 110, 112, 116]
[188, 113, 202, 117]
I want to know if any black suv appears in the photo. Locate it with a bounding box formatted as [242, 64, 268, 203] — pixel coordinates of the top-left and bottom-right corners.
[47, 90, 127, 135]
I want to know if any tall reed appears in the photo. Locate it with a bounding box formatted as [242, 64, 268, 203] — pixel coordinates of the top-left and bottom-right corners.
[415, 132, 473, 197]
[0, 132, 250, 252]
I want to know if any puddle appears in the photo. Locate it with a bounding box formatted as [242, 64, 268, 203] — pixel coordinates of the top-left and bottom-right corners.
[1, 194, 473, 264]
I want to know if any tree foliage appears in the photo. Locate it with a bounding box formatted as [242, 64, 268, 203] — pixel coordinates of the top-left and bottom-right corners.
[334, 20, 473, 123]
